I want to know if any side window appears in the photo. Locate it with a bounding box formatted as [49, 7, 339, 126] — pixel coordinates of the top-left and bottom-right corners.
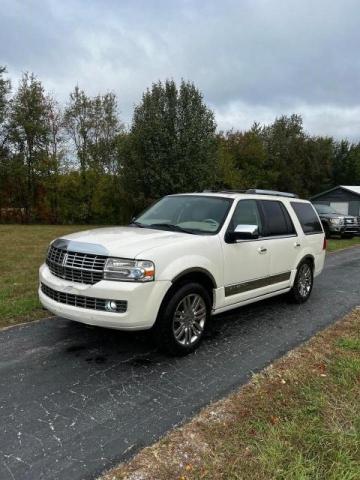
[230, 199, 263, 233]
[291, 202, 323, 234]
[260, 200, 296, 236]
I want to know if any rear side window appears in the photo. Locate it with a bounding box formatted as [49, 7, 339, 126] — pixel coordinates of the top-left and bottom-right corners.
[260, 200, 296, 236]
[291, 202, 323, 234]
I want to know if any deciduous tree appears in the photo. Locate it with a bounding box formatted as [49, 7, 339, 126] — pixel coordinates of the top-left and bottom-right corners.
[7, 72, 50, 220]
[64, 87, 123, 221]
[125, 79, 217, 209]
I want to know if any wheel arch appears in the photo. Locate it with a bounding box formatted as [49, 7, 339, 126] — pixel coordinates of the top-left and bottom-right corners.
[297, 254, 315, 271]
[172, 267, 217, 289]
[156, 268, 216, 321]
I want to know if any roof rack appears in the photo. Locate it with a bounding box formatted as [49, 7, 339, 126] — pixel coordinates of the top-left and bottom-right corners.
[203, 189, 298, 198]
[246, 189, 298, 198]
[218, 189, 248, 194]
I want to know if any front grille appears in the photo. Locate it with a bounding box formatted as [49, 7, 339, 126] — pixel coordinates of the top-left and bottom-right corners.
[41, 283, 127, 313]
[46, 245, 107, 285]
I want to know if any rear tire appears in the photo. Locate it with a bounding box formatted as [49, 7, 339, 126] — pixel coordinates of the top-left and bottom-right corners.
[288, 260, 313, 304]
[153, 282, 211, 356]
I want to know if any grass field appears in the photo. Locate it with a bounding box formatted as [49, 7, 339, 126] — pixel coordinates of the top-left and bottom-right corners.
[0, 225, 359, 329]
[0, 224, 95, 329]
[103, 309, 360, 480]
[326, 236, 360, 252]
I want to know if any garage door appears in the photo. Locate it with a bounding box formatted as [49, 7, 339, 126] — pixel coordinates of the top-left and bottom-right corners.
[330, 202, 349, 215]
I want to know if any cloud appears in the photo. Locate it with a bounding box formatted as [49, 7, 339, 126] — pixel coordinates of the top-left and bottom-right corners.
[213, 101, 360, 140]
[0, 0, 359, 139]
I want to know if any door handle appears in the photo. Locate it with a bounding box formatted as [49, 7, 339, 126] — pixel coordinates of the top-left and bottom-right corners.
[258, 246, 267, 254]
[294, 242, 301, 248]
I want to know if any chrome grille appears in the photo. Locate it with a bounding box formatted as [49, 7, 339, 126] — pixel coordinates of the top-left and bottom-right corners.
[46, 245, 107, 285]
[41, 283, 127, 313]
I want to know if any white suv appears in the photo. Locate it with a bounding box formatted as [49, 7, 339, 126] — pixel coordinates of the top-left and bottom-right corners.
[39, 190, 326, 355]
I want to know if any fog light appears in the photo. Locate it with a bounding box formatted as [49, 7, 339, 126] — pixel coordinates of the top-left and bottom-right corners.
[105, 300, 118, 312]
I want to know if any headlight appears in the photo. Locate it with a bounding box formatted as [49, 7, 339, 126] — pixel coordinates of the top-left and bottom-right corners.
[104, 258, 155, 282]
[330, 217, 343, 225]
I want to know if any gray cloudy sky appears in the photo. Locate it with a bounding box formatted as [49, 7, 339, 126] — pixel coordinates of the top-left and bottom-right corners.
[1, 0, 359, 139]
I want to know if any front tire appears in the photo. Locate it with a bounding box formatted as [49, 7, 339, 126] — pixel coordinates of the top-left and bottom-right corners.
[288, 260, 313, 304]
[153, 282, 211, 356]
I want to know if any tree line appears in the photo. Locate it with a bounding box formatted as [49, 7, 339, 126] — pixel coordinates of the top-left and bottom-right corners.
[0, 66, 359, 224]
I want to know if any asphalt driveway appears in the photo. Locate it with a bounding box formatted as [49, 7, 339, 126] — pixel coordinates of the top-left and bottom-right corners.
[0, 247, 359, 480]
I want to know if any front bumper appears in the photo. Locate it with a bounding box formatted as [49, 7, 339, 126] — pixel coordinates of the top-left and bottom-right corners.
[329, 224, 360, 235]
[39, 264, 171, 330]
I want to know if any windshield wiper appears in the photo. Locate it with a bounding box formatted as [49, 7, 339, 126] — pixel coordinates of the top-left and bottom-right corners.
[129, 221, 145, 228]
[148, 223, 195, 234]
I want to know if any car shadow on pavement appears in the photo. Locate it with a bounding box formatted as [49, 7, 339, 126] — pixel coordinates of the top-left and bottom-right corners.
[59, 294, 289, 368]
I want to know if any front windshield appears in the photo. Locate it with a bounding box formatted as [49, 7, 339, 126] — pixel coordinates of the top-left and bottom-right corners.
[134, 195, 233, 234]
[314, 204, 339, 215]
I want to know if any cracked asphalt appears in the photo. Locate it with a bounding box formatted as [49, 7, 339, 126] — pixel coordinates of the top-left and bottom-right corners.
[0, 247, 359, 480]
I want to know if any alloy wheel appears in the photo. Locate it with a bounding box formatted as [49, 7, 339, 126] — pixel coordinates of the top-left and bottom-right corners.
[172, 293, 206, 346]
[297, 263, 312, 298]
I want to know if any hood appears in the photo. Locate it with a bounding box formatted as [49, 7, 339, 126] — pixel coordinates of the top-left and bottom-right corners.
[56, 226, 193, 259]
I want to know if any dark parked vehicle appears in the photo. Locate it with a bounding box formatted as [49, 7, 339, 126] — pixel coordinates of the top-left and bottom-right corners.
[313, 204, 360, 238]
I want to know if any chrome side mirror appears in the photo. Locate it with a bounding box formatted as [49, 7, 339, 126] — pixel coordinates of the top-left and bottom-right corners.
[226, 224, 259, 243]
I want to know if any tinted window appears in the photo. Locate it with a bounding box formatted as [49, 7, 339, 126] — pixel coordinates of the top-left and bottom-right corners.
[260, 200, 296, 236]
[291, 202, 323, 234]
[230, 199, 263, 233]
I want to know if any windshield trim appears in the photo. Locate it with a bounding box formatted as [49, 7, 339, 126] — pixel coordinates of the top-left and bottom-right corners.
[133, 194, 234, 236]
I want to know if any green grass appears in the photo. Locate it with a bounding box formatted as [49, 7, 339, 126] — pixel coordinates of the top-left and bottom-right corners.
[327, 236, 360, 252]
[0, 224, 96, 328]
[104, 310, 360, 480]
[337, 337, 360, 352]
